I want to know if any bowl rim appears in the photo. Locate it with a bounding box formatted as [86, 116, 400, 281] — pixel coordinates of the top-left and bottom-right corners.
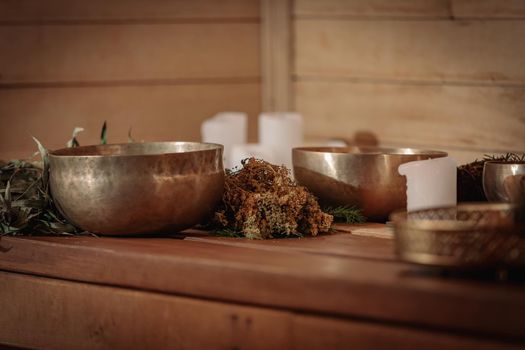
[389, 202, 519, 232]
[293, 146, 447, 156]
[49, 141, 223, 158]
[483, 160, 525, 165]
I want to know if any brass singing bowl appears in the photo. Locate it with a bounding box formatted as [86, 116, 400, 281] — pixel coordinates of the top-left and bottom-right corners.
[292, 147, 447, 221]
[49, 142, 224, 235]
[483, 161, 525, 204]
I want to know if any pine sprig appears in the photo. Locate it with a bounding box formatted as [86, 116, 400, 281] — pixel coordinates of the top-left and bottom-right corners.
[212, 228, 244, 238]
[324, 205, 366, 224]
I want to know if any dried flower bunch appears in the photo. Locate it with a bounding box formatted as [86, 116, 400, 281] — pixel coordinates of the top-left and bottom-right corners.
[212, 158, 333, 239]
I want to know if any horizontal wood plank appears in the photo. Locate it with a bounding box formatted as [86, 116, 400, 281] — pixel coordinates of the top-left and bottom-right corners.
[0, 0, 259, 22]
[1, 233, 525, 339]
[453, 0, 525, 19]
[0, 23, 260, 84]
[295, 81, 525, 153]
[0, 83, 260, 160]
[294, 19, 525, 85]
[294, 314, 525, 350]
[2, 271, 521, 350]
[294, 0, 451, 18]
[0, 271, 290, 350]
[185, 226, 396, 261]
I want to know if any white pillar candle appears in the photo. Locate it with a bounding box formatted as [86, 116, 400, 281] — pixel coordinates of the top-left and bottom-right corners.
[201, 112, 247, 169]
[259, 112, 303, 169]
[398, 156, 457, 212]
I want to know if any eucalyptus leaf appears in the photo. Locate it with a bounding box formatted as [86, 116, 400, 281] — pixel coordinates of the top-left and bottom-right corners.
[1, 223, 20, 234]
[32, 137, 48, 163]
[9, 208, 29, 229]
[66, 127, 84, 148]
[32, 137, 49, 187]
[4, 180, 11, 207]
[0, 192, 7, 209]
[11, 199, 46, 209]
[101, 121, 107, 145]
[128, 127, 136, 143]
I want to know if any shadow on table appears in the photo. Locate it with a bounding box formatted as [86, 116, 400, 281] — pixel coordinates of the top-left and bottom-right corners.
[400, 266, 525, 283]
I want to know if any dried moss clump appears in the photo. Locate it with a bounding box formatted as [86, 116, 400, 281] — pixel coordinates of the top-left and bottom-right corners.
[212, 158, 333, 239]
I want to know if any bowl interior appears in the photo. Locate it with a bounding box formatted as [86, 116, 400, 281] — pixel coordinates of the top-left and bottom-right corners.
[293, 146, 447, 157]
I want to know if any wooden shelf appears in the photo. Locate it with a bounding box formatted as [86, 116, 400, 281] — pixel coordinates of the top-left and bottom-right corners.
[1, 224, 524, 349]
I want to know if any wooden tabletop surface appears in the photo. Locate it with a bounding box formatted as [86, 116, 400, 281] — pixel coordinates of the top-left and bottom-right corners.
[1, 223, 524, 344]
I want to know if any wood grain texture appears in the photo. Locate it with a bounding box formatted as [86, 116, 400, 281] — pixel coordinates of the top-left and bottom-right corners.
[294, 19, 525, 85]
[0, 0, 260, 22]
[295, 81, 525, 154]
[453, 0, 525, 19]
[294, 0, 451, 18]
[261, 0, 292, 111]
[0, 83, 260, 160]
[2, 271, 522, 350]
[1, 231, 525, 339]
[0, 23, 260, 84]
[293, 314, 525, 350]
[185, 225, 396, 261]
[0, 271, 290, 350]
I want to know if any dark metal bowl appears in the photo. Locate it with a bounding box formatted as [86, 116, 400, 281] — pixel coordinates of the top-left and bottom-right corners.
[292, 147, 447, 221]
[49, 142, 224, 235]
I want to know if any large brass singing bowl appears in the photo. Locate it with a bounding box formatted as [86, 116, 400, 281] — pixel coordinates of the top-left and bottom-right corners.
[293, 147, 447, 221]
[49, 142, 224, 235]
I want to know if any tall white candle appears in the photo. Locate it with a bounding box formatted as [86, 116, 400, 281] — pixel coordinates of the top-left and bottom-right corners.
[259, 112, 303, 169]
[201, 112, 247, 169]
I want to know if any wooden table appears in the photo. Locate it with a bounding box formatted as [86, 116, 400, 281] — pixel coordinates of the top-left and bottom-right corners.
[0, 224, 524, 349]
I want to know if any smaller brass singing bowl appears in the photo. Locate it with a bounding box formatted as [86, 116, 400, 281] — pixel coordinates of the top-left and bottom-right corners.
[292, 147, 447, 221]
[483, 161, 525, 204]
[390, 203, 523, 268]
[49, 142, 224, 235]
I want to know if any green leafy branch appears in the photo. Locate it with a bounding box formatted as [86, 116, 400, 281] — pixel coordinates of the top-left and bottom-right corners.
[0, 140, 79, 236]
[323, 205, 366, 224]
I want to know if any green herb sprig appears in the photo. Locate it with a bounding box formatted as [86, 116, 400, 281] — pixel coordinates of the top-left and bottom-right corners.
[324, 205, 366, 224]
[0, 139, 79, 236]
[211, 228, 244, 238]
[0, 122, 114, 236]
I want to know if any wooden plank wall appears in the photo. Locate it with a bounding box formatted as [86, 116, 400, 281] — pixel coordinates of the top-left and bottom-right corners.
[293, 0, 525, 164]
[0, 0, 261, 160]
[2, 0, 524, 164]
